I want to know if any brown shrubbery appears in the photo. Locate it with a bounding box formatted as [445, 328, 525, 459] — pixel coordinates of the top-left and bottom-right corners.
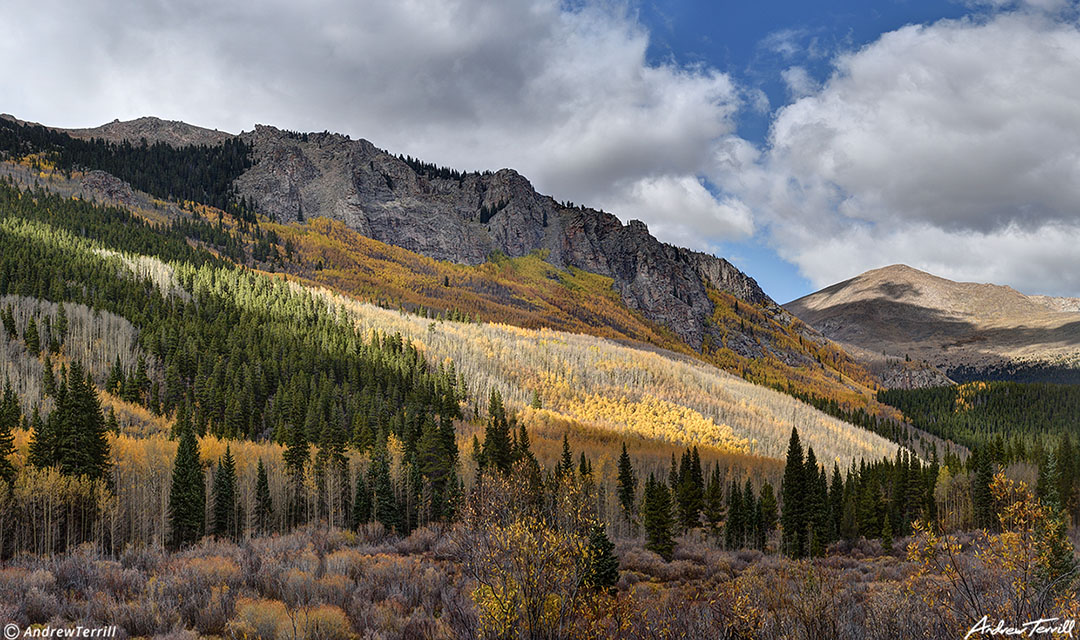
[0, 479, 1074, 640]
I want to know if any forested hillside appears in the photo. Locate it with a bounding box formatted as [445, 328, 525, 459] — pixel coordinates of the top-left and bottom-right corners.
[0, 115, 900, 430]
[0, 130, 1075, 639]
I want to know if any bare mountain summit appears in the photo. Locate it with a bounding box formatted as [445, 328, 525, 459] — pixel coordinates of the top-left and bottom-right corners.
[785, 264, 1080, 385]
[62, 116, 234, 147]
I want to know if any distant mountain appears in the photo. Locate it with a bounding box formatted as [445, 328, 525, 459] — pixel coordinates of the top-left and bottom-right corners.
[2, 114, 233, 147]
[785, 264, 1080, 385]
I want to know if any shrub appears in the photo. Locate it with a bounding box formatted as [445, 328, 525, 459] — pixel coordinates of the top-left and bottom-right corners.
[227, 598, 291, 640]
[304, 604, 353, 640]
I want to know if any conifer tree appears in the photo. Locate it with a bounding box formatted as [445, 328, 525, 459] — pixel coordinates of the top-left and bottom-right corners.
[703, 464, 725, 536]
[558, 433, 574, 478]
[282, 420, 309, 528]
[758, 480, 779, 550]
[583, 524, 619, 593]
[254, 458, 274, 534]
[805, 448, 828, 556]
[352, 471, 372, 528]
[212, 445, 239, 540]
[642, 473, 675, 561]
[725, 479, 743, 550]
[42, 356, 56, 397]
[482, 391, 513, 473]
[0, 377, 17, 483]
[169, 419, 205, 549]
[24, 317, 40, 355]
[743, 478, 757, 548]
[616, 443, 637, 525]
[369, 436, 397, 531]
[781, 427, 807, 558]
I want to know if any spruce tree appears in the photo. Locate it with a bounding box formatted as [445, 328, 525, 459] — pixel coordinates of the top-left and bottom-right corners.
[582, 524, 619, 593]
[758, 480, 779, 551]
[703, 464, 725, 536]
[616, 443, 637, 525]
[725, 479, 743, 550]
[805, 448, 828, 557]
[352, 471, 372, 528]
[24, 317, 40, 355]
[212, 445, 239, 540]
[0, 377, 17, 483]
[169, 419, 205, 549]
[781, 427, 807, 558]
[254, 458, 274, 534]
[558, 433, 574, 478]
[282, 420, 309, 528]
[369, 436, 397, 531]
[642, 474, 675, 561]
[482, 391, 513, 473]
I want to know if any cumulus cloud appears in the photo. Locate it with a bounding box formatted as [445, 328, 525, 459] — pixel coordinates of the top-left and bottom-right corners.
[0, 0, 752, 246]
[722, 10, 1080, 297]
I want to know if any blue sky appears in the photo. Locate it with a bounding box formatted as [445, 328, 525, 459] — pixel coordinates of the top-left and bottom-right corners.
[6, 0, 1080, 302]
[635, 0, 975, 301]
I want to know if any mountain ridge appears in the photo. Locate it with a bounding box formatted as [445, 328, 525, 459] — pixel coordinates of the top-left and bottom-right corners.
[232, 123, 772, 349]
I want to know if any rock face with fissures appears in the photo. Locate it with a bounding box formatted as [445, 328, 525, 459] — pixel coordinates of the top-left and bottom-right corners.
[234, 124, 771, 349]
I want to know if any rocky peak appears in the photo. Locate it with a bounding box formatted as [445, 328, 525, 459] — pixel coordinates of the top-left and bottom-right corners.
[233, 126, 775, 348]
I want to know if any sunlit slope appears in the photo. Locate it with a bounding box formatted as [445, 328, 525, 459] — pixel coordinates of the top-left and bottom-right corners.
[267, 217, 893, 417]
[300, 282, 899, 466]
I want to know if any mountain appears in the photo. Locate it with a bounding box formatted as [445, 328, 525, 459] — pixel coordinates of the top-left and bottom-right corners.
[233, 125, 769, 349]
[786, 264, 1080, 385]
[0, 114, 899, 429]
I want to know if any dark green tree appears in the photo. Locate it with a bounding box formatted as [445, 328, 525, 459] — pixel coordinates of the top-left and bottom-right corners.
[616, 443, 637, 526]
[781, 427, 807, 558]
[168, 420, 205, 549]
[582, 524, 619, 593]
[254, 458, 274, 534]
[642, 473, 675, 561]
[212, 445, 239, 540]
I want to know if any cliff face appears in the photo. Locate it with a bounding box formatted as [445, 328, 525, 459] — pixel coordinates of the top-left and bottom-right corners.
[235, 125, 770, 347]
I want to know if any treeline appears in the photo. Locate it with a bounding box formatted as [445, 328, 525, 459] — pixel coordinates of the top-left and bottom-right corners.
[0, 117, 253, 218]
[398, 154, 491, 182]
[879, 381, 1080, 449]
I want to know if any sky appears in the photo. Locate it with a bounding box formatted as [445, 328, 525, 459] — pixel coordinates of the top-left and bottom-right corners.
[5, 0, 1080, 303]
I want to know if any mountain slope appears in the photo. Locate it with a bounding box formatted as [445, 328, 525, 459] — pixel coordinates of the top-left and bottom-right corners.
[1, 114, 902, 428]
[786, 264, 1080, 384]
[234, 125, 768, 349]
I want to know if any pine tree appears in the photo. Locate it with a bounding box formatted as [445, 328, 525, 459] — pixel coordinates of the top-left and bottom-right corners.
[56, 364, 110, 481]
[725, 479, 743, 550]
[353, 471, 372, 528]
[254, 458, 274, 534]
[0, 377, 17, 483]
[42, 356, 56, 397]
[558, 433, 574, 478]
[582, 524, 619, 593]
[482, 391, 513, 473]
[781, 427, 807, 558]
[703, 464, 725, 536]
[282, 420, 309, 528]
[212, 445, 239, 540]
[642, 473, 675, 561]
[805, 448, 828, 557]
[616, 443, 637, 526]
[972, 446, 996, 530]
[758, 480, 779, 551]
[369, 436, 397, 532]
[24, 317, 40, 355]
[169, 420, 205, 549]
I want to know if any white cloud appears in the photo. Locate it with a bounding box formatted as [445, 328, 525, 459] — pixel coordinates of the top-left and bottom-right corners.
[721, 10, 1080, 297]
[0, 0, 753, 248]
[606, 175, 755, 251]
[780, 66, 818, 100]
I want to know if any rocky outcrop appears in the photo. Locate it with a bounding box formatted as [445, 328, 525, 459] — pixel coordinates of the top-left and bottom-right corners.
[233, 125, 772, 348]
